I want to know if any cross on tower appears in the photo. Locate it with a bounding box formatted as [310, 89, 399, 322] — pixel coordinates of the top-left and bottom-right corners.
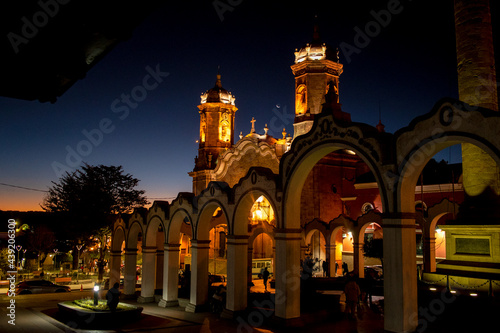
[250, 117, 256, 133]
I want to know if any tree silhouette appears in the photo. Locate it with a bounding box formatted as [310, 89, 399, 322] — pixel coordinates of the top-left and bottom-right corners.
[42, 164, 148, 281]
[26, 225, 56, 270]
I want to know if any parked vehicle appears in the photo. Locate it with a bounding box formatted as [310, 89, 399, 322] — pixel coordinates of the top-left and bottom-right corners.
[364, 265, 383, 280]
[16, 279, 71, 294]
[252, 258, 273, 278]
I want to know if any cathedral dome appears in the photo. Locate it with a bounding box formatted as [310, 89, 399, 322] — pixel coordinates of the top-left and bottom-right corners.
[200, 74, 235, 105]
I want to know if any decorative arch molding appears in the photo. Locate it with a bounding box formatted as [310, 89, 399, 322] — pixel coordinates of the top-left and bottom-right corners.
[212, 138, 280, 186]
[280, 112, 393, 230]
[233, 167, 281, 235]
[126, 216, 144, 250]
[357, 210, 383, 228]
[356, 210, 383, 242]
[143, 201, 169, 248]
[329, 214, 356, 244]
[425, 198, 460, 235]
[111, 222, 126, 252]
[194, 181, 232, 240]
[168, 192, 195, 243]
[248, 221, 276, 246]
[395, 98, 500, 212]
[304, 218, 329, 244]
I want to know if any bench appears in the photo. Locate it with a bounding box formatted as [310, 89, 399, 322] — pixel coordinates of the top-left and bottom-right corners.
[55, 277, 72, 284]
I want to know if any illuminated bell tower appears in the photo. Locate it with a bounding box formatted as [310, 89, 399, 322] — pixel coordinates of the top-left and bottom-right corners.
[291, 24, 349, 138]
[190, 73, 237, 194]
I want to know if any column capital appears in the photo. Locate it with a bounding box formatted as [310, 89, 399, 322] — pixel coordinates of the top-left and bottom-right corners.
[275, 228, 302, 241]
[382, 213, 418, 229]
[124, 248, 138, 254]
[324, 244, 336, 250]
[190, 239, 211, 249]
[110, 250, 122, 256]
[164, 243, 181, 251]
[142, 246, 158, 254]
[226, 235, 249, 245]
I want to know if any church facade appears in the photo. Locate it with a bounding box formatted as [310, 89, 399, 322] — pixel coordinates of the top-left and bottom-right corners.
[110, 16, 500, 333]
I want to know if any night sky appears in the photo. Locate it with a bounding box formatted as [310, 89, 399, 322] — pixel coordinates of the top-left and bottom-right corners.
[1, 0, 497, 211]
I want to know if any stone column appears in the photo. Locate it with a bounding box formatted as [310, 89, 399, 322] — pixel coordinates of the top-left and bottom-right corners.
[247, 246, 253, 284]
[185, 240, 210, 313]
[300, 244, 308, 261]
[155, 249, 164, 291]
[353, 241, 365, 278]
[109, 250, 121, 289]
[123, 248, 137, 298]
[274, 229, 301, 323]
[272, 245, 276, 279]
[325, 244, 336, 277]
[138, 246, 156, 303]
[158, 243, 180, 307]
[383, 217, 418, 333]
[423, 234, 436, 273]
[222, 235, 248, 318]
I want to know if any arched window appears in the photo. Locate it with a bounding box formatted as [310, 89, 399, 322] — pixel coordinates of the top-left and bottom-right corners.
[362, 202, 374, 214]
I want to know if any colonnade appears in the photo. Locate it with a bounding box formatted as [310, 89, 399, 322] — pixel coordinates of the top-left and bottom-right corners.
[111, 99, 500, 332]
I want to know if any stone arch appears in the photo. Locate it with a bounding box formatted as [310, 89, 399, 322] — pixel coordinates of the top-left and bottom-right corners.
[281, 115, 391, 232]
[122, 210, 146, 296]
[357, 210, 383, 236]
[304, 219, 329, 245]
[168, 193, 195, 244]
[419, 198, 459, 273]
[109, 221, 127, 289]
[396, 99, 500, 213]
[138, 202, 169, 303]
[126, 213, 145, 249]
[233, 167, 280, 235]
[195, 181, 232, 241]
[144, 201, 169, 248]
[329, 215, 357, 275]
[111, 223, 126, 252]
[248, 221, 276, 246]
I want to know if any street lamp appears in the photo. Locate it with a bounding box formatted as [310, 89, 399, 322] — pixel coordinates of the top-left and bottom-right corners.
[53, 249, 58, 271]
[76, 244, 83, 273]
[93, 284, 99, 305]
[22, 249, 26, 269]
[16, 245, 22, 269]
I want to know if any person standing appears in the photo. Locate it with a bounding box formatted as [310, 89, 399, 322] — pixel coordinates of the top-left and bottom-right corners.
[344, 274, 361, 320]
[106, 282, 120, 312]
[262, 267, 270, 292]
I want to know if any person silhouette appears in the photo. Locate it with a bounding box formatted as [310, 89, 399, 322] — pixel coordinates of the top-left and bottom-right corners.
[263, 267, 270, 292]
[106, 282, 120, 311]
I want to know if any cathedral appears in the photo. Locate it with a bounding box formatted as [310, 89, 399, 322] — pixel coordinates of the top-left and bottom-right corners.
[111, 2, 500, 332]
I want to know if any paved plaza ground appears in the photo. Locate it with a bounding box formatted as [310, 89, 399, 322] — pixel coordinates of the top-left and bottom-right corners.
[1, 278, 498, 332]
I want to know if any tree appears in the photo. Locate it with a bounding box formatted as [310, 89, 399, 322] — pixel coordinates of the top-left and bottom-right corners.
[42, 164, 148, 281]
[26, 225, 56, 270]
